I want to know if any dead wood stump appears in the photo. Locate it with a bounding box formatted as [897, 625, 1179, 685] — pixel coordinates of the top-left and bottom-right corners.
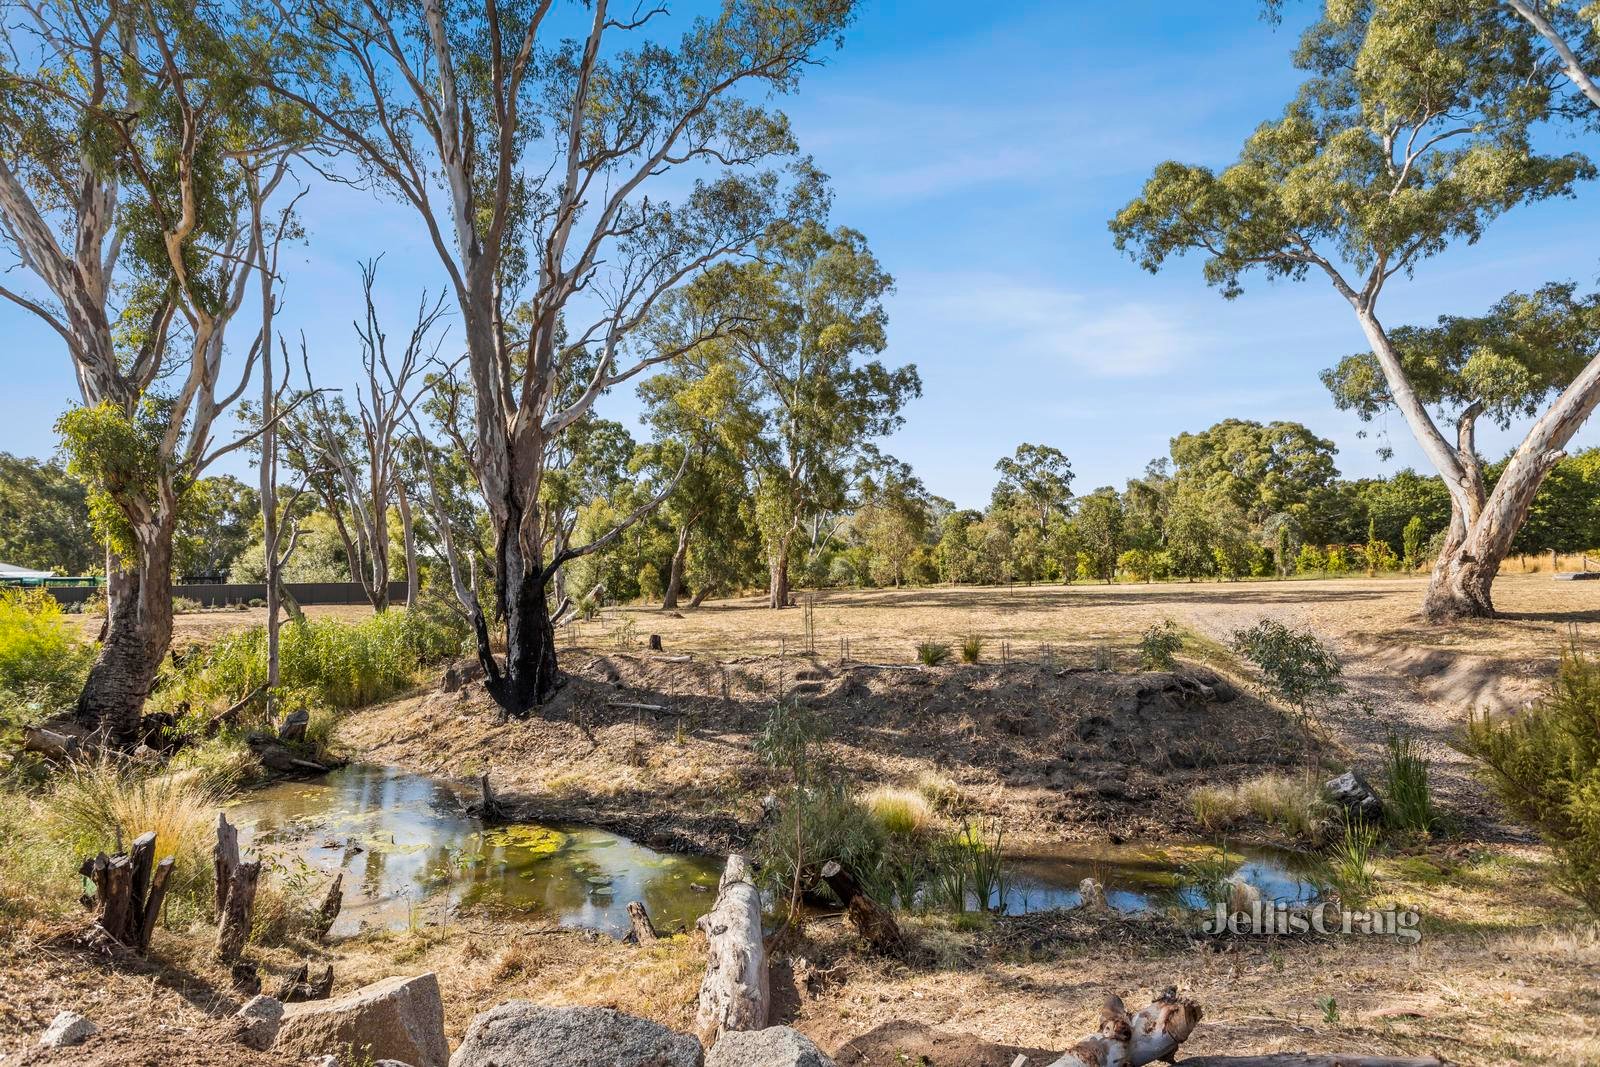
[79, 831, 175, 953]
[214, 812, 261, 962]
[312, 872, 344, 939]
[821, 860, 904, 957]
[625, 900, 659, 945]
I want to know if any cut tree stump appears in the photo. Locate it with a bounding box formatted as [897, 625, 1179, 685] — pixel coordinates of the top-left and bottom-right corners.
[477, 773, 503, 822]
[79, 831, 174, 953]
[275, 962, 335, 1002]
[214, 813, 261, 962]
[312, 872, 343, 939]
[821, 859, 904, 956]
[694, 853, 768, 1045]
[625, 900, 659, 945]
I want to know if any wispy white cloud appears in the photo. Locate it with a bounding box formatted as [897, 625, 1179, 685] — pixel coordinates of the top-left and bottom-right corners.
[891, 272, 1224, 379]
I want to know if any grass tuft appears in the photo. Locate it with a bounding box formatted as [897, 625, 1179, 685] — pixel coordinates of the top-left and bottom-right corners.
[916, 640, 952, 667]
[862, 785, 934, 837]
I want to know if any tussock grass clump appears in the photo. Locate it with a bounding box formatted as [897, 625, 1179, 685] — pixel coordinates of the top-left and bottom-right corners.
[959, 634, 984, 664]
[45, 759, 223, 911]
[1189, 784, 1240, 832]
[916, 640, 951, 666]
[1186, 773, 1328, 841]
[0, 791, 78, 928]
[1326, 815, 1379, 902]
[1239, 773, 1328, 838]
[1383, 731, 1434, 835]
[915, 770, 965, 815]
[862, 785, 934, 837]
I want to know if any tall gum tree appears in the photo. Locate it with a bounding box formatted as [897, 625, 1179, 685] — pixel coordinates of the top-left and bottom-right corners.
[715, 220, 918, 608]
[1110, 0, 1596, 621]
[270, 0, 858, 712]
[0, 0, 300, 741]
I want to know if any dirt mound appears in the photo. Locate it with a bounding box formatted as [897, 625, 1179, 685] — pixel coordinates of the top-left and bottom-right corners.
[341, 649, 1296, 849]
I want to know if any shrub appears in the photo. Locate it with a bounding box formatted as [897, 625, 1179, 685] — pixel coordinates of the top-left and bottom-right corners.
[1464, 648, 1600, 914]
[959, 634, 984, 664]
[1118, 548, 1158, 583]
[916, 640, 951, 667]
[1401, 516, 1426, 570]
[172, 596, 203, 614]
[1230, 618, 1344, 731]
[757, 781, 887, 905]
[157, 609, 467, 717]
[1138, 619, 1183, 670]
[0, 589, 94, 739]
[1382, 732, 1434, 835]
[1295, 544, 1326, 574]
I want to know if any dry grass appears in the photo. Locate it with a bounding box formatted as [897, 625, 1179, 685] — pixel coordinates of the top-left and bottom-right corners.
[862, 785, 935, 836]
[1187, 773, 1329, 840]
[44, 759, 223, 909]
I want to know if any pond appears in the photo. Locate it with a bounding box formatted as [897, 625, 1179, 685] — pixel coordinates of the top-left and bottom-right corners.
[228, 765, 1325, 938]
[228, 764, 724, 939]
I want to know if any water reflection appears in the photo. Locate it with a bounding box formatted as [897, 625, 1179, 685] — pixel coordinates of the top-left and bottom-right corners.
[227, 764, 722, 938]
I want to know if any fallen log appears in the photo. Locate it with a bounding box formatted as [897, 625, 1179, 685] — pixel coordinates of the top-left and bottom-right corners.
[694, 853, 767, 1045]
[23, 726, 81, 762]
[820, 859, 904, 956]
[607, 700, 670, 712]
[1046, 988, 1201, 1067]
[626, 900, 659, 945]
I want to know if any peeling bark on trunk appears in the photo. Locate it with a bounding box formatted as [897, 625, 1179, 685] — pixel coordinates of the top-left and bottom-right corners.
[662, 522, 693, 610]
[76, 521, 175, 746]
[768, 552, 791, 610]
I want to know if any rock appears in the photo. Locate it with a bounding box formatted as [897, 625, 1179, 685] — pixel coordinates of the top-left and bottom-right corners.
[707, 1027, 834, 1067]
[449, 1002, 702, 1067]
[39, 1011, 96, 1048]
[275, 973, 448, 1067]
[236, 994, 284, 1051]
[1325, 769, 1384, 822]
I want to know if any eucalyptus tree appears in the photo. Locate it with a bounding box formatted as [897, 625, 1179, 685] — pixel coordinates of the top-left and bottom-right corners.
[638, 341, 762, 609]
[992, 444, 1074, 535]
[269, 0, 856, 710]
[0, 0, 302, 740]
[715, 220, 918, 608]
[291, 261, 448, 612]
[1111, 1, 1596, 620]
[1169, 419, 1339, 530]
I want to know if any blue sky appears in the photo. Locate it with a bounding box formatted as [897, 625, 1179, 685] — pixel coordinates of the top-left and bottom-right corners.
[5, 1, 1599, 509]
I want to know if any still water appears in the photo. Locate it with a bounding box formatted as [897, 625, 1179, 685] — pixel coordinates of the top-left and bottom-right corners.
[228, 765, 1324, 937]
[228, 764, 723, 938]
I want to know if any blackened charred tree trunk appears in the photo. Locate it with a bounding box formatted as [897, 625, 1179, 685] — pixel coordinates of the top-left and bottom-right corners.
[481, 496, 560, 715]
[77, 520, 176, 746]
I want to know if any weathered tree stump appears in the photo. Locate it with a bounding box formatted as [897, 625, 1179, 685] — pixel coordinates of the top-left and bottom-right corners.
[275, 962, 334, 1002]
[1046, 987, 1202, 1067]
[312, 872, 344, 939]
[478, 772, 503, 822]
[625, 900, 658, 945]
[821, 859, 904, 957]
[214, 812, 261, 962]
[23, 726, 82, 761]
[648, 634, 663, 652]
[694, 853, 768, 1045]
[79, 831, 174, 954]
[277, 708, 309, 744]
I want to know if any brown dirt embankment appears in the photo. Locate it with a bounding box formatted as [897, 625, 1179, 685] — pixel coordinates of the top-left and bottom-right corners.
[341, 648, 1300, 854]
